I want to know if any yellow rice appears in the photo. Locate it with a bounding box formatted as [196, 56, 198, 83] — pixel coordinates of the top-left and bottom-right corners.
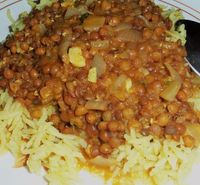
[0, 90, 87, 185]
[0, 90, 200, 185]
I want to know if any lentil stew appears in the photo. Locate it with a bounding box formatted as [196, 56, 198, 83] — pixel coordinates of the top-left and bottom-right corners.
[0, 0, 200, 158]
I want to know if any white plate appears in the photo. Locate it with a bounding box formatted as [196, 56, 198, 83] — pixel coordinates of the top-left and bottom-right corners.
[1, 1, 200, 185]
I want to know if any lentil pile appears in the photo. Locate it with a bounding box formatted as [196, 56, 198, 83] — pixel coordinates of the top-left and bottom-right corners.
[0, 0, 199, 158]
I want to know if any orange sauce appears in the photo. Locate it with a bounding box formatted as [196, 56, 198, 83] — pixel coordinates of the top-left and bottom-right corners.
[78, 160, 156, 185]
[79, 161, 113, 181]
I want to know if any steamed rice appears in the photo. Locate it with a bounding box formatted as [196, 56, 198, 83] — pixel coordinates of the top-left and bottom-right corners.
[0, 90, 199, 185]
[110, 129, 200, 185]
[0, 90, 87, 185]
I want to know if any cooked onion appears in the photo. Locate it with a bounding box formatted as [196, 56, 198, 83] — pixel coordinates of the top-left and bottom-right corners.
[192, 76, 200, 84]
[185, 123, 200, 146]
[114, 23, 132, 32]
[86, 0, 95, 6]
[160, 80, 181, 101]
[131, 8, 142, 16]
[85, 100, 108, 111]
[160, 63, 182, 101]
[65, 6, 89, 19]
[38, 23, 47, 35]
[110, 74, 132, 101]
[83, 15, 105, 31]
[138, 15, 152, 28]
[165, 63, 181, 81]
[65, 7, 79, 19]
[116, 29, 142, 42]
[58, 36, 71, 63]
[92, 54, 107, 77]
[91, 40, 109, 49]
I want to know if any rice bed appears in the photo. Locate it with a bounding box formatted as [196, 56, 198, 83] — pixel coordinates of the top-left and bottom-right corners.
[0, 90, 199, 185]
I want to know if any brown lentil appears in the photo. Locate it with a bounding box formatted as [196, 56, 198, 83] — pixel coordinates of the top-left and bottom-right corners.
[4, 69, 14, 80]
[183, 135, 195, 148]
[99, 143, 112, 154]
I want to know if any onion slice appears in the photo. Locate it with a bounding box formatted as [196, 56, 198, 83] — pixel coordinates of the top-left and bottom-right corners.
[86, 0, 95, 6]
[160, 80, 181, 101]
[58, 36, 71, 63]
[160, 63, 182, 101]
[165, 63, 181, 81]
[65, 6, 90, 19]
[192, 76, 200, 84]
[85, 100, 108, 111]
[83, 15, 105, 31]
[110, 74, 133, 101]
[114, 23, 132, 32]
[91, 40, 109, 49]
[92, 54, 107, 77]
[116, 29, 142, 42]
[185, 123, 200, 146]
[38, 23, 47, 35]
[138, 15, 152, 28]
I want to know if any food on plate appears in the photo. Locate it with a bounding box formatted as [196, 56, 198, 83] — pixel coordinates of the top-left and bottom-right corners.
[0, 0, 200, 185]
